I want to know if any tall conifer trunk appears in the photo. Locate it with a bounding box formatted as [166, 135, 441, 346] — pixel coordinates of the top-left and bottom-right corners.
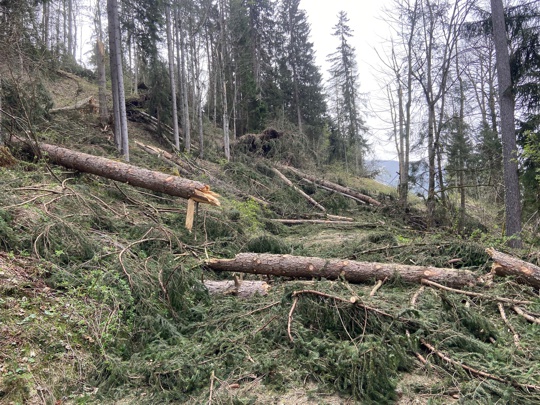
[490, 0, 522, 247]
[107, 0, 129, 161]
[165, 4, 180, 150]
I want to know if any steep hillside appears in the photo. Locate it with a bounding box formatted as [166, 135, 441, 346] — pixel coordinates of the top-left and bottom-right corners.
[1, 73, 540, 404]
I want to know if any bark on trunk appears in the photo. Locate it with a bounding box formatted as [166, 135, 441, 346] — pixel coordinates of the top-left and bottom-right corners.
[490, 0, 522, 248]
[95, 40, 108, 125]
[206, 253, 477, 288]
[271, 167, 325, 212]
[276, 164, 381, 206]
[165, 5, 180, 150]
[486, 248, 540, 289]
[33, 142, 220, 205]
[271, 219, 377, 227]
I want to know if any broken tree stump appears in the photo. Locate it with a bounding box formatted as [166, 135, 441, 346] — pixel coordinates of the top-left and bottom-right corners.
[29, 142, 220, 205]
[206, 253, 477, 288]
[486, 248, 540, 289]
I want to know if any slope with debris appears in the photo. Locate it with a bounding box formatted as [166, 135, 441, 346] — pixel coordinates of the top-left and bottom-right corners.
[1, 71, 540, 405]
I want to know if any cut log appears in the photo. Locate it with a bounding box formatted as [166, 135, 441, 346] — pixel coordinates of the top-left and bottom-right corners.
[32, 142, 220, 205]
[276, 163, 381, 206]
[50, 96, 98, 114]
[270, 219, 378, 227]
[301, 178, 366, 204]
[204, 280, 270, 298]
[206, 253, 477, 288]
[486, 248, 540, 289]
[270, 167, 325, 211]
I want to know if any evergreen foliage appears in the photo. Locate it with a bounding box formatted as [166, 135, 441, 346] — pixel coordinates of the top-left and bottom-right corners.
[3, 1, 540, 403]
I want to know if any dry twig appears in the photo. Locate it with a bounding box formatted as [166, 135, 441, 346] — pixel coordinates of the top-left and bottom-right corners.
[421, 339, 540, 391]
[287, 296, 299, 343]
[498, 303, 521, 349]
[370, 277, 387, 297]
[513, 306, 540, 325]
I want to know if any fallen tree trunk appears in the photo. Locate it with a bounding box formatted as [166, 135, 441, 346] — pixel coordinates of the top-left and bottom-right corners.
[206, 253, 477, 288]
[204, 280, 270, 298]
[33, 142, 220, 205]
[270, 219, 378, 227]
[135, 140, 193, 176]
[271, 167, 325, 211]
[486, 248, 540, 289]
[276, 163, 381, 206]
[50, 96, 98, 114]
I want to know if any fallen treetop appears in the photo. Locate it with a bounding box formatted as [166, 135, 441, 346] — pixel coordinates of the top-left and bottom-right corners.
[32, 142, 220, 205]
[206, 253, 477, 288]
[487, 247, 540, 289]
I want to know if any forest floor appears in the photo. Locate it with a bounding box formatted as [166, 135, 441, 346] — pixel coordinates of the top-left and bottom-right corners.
[1, 72, 540, 404]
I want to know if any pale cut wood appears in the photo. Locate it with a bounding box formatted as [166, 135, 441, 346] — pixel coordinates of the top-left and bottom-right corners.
[204, 280, 270, 298]
[486, 248, 540, 288]
[32, 142, 220, 206]
[185, 198, 197, 231]
[50, 96, 97, 113]
[206, 253, 477, 288]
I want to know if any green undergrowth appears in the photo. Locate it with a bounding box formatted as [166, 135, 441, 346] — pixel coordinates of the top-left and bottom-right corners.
[1, 107, 540, 404]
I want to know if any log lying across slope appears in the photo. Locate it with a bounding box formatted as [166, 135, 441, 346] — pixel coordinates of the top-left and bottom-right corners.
[275, 163, 381, 207]
[487, 248, 540, 288]
[206, 253, 477, 288]
[36, 142, 220, 205]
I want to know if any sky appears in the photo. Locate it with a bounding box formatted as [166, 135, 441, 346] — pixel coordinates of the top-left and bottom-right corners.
[302, 0, 397, 160]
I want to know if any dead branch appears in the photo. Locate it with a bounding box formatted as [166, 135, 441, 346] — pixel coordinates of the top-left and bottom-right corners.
[370, 279, 384, 297]
[512, 306, 540, 325]
[498, 303, 521, 349]
[420, 279, 532, 305]
[421, 339, 540, 391]
[287, 296, 299, 343]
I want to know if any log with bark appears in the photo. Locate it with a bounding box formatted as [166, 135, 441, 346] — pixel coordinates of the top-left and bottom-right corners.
[486, 248, 540, 289]
[270, 219, 378, 227]
[206, 253, 477, 288]
[28, 142, 220, 205]
[275, 163, 381, 206]
[270, 167, 325, 211]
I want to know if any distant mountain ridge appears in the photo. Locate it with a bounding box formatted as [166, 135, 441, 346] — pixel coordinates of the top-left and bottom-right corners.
[369, 160, 428, 195]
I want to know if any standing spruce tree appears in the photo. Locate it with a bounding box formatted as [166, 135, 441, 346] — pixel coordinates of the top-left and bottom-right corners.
[277, 0, 326, 145]
[229, 0, 276, 134]
[490, 0, 522, 247]
[327, 10, 365, 173]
